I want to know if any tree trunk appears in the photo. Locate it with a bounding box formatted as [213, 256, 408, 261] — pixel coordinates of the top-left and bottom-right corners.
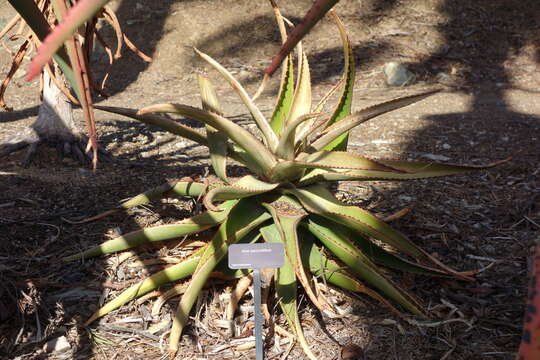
[0, 69, 87, 164]
[35, 69, 80, 143]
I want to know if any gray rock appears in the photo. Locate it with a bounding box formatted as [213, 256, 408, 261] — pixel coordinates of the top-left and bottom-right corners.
[43, 336, 71, 353]
[383, 62, 415, 86]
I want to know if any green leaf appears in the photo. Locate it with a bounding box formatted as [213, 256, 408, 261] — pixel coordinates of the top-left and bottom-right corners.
[300, 150, 406, 172]
[137, 103, 278, 173]
[309, 89, 441, 152]
[294, 79, 342, 149]
[298, 229, 404, 317]
[374, 158, 511, 177]
[267, 150, 401, 183]
[286, 185, 467, 278]
[304, 217, 427, 316]
[203, 175, 279, 211]
[169, 199, 271, 356]
[259, 224, 318, 360]
[287, 48, 312, 139]
[262, 196, 331, 312]
[85, 230, 261, 326]
[308, 216, 448, 277]
[271, 56, 295, 136]
[198, 76, 229, 183]
[85, 247, 204, 326]
[269, 3, 295, 136]
[119, 181, 207, 210]
[69, 181, 208, 224]
[322, 12, 355, 151]
[62, 201, 238, 261]
[297, 157, 510, 185]
[275, 113, 320, 160]
[194, 48, 278, 150]
[287, 184, 422, 257]
[95, 105, 209, 146]
[95, 105, 264, 174]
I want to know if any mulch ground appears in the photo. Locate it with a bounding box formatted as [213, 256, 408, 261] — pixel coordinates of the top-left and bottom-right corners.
[1, 0, 539, 359]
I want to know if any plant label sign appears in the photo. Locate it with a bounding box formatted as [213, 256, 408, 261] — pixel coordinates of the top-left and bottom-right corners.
[229, 243, 284, 360]
[228, 243, 284, 269]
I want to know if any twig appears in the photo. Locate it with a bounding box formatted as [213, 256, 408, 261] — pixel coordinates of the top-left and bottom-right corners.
[101, 323, 160, 342]
[279, 339, 296, 360]
[382, 208, 411, 222]
[524, 215, 540, 229]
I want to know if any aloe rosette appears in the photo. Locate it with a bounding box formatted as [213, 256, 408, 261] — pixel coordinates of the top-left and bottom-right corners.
[64, 8, 508, 359]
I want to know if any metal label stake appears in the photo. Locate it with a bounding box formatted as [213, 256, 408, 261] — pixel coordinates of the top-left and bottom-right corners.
[229, 243, 284, 360]
[252, 268, 263, 360]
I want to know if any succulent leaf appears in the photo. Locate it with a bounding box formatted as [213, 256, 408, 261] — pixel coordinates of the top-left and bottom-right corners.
[310, 89, 441, 151]
[269, 151, 403, 183]
[276, 113, 320, 160]
[85, 247, 203, 326]
[300, 151, 406, 172]
[68, 180, 208, 224]
[169, 199, 271, 357]
[62, 200, 237, 261]
[299, 230, 404, 317]
[286, 185, 467, 278]
[119, 181, 207, 209]
[198, 76, 229, 183]
[375, 158, 511, 177]
[309, 216, 448, 276]
[304, 217, 428, 316]
[95, 104, 267, 174]
[287, 49, 312, 138]
[203, 175, 279, 211]
[193, 48, 278, 150]
[262, 196, 331, 312]
[322, 11, 355, 151]
[137, 103, 278, 172]
[297, 157, 510, 185]
[271, 57, 296, 136]
[260, 224, 318, 360]
[266, 160, 307, 183]
[95, 105, 209, 146]
[269, 3, 296, 135]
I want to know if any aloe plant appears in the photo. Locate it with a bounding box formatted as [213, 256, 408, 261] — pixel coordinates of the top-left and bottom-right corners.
[63, 7, 508, 359]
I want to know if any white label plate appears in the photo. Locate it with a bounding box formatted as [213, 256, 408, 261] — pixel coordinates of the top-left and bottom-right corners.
[228, 243, 284, 269]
